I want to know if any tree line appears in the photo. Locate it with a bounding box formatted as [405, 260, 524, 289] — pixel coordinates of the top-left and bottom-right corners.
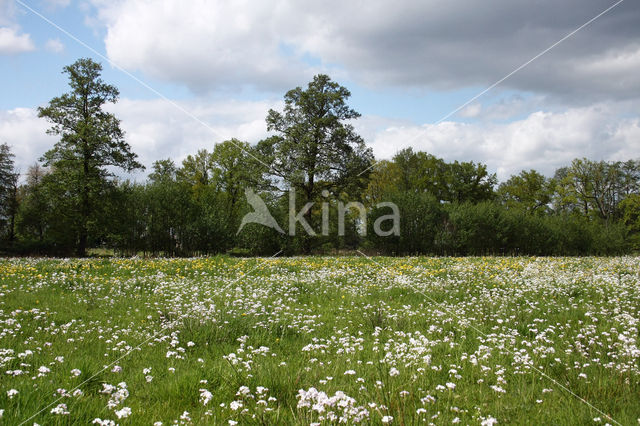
[1, 58, 639, 257]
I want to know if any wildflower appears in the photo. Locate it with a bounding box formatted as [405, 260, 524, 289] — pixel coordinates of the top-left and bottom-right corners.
[51, 403, 70, 415]
[71, 369, 81, 377]
[344, 370, 356, 375]
[7, 389, 18, 399]
[111, 365, 122, 373]
[114, 407, 131, 419]
[481, 416, 498, 426]
[382, 415, 393, 423]
[199, 389, 213, 405]
[92, 419, 116, 426]
[389, 367, 400, 376]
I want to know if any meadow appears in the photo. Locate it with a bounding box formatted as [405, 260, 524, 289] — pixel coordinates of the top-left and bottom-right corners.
[0, 256, 639, 425]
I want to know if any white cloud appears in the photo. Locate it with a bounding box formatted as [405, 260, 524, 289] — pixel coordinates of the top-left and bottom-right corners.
[88, 0, 640, 101]
[44, 38, 65, 53]
[0, 98, 280, 180]
[0, 108, 54, 175]
[3, 99, 638, 184]
[106, 97, 280, 176]
[362, 104, 640, 180]
[93, 0, 321, 92]
[0, 27, 35, 54]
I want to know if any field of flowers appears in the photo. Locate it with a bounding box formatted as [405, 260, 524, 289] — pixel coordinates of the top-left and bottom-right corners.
[1, 256, 639, 425]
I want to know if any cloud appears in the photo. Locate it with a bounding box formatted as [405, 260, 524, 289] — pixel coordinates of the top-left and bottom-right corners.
[0, 26, 35, 54]
[0, 98, 281, 180]
[44, 38, 64, 53]
[2, 99, 639, 183]
[0, 108, 54, 175]
[361, 103, 640, 180]
[89, 0, 640, 102]
[93, 0, 321, 92]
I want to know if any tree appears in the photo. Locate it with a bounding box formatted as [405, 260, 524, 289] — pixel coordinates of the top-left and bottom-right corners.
[445, 160, 496, 203]
[0, 143, 19, 242]
[38, 58, 143, 256]
[498, 169, 555, 214]
[16, 164, 49, 243]
[259, 74, 373, 250]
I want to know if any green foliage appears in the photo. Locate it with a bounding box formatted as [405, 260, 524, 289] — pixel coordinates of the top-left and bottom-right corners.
[4, 63, 639, 257]
[0, 143, 19, 244]
[37, 58, 143, 256]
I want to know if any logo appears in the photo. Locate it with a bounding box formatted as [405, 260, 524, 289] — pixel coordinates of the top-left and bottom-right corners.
[238, 188, 400, 237]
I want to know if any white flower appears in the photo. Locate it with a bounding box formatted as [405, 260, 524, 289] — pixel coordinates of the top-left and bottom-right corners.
[114, 407, 131, 419]
[187, 341, 195, 347]
[382, 415, 393, 423]
[111, 365, 122, 373]
[344, 370, 356, 375]
[92, 419, 116, 426]
[199, 389, 213, 405]
[452, 417, 460, 424]
[446, 382, 456, 390]
[180, 411, 190, 421]
[0, 409, 4, 418]
[7, 389, 18, 398]
[51, 403, 70, 415]
[230, 401, 243, 411]
[481, 416, 498, 426]
[389, 367, 400, 377]
[71, 369, 81, 377]
[229, 421, 238, 425]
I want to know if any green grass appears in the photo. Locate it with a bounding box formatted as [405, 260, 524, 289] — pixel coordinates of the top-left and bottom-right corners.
[0, 256, 639, 425]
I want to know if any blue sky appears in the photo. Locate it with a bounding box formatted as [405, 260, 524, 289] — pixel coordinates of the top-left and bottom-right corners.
[1, 0, 639, 181]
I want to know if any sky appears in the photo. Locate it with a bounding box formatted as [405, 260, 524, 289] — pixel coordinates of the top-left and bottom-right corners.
[1, 0, 639, 182]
